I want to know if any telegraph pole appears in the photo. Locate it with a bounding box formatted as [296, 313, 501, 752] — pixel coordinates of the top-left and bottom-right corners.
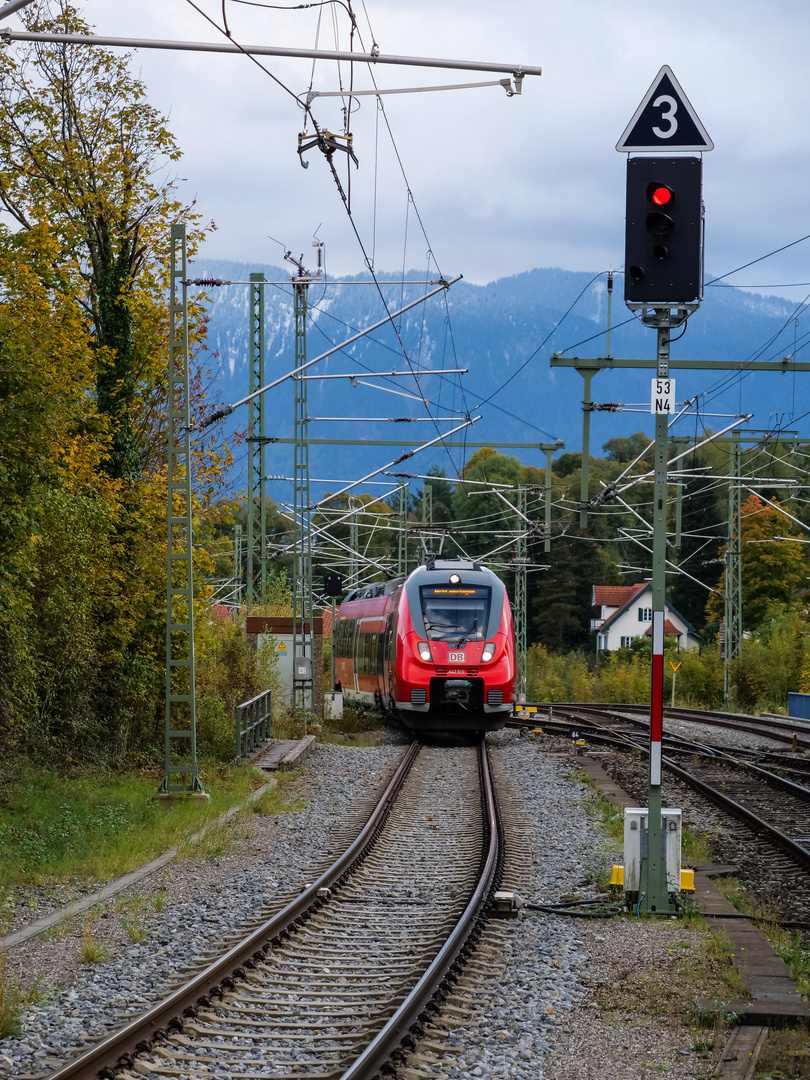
[540, 441, 564, 551]
[724, 432, 742, 703]
[397, 484, 408, 576]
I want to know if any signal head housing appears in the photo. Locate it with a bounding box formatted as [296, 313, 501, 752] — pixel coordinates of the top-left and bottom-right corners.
[625, 156, 703, 305]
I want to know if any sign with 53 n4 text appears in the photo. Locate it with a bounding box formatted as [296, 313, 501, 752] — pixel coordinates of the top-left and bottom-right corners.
[651, 377, 676, 414]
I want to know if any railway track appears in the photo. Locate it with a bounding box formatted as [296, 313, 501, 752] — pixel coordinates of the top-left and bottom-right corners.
[524, 700, 810, 751]
[43, 740, 503, 1080]
[520, 703, 810, 920]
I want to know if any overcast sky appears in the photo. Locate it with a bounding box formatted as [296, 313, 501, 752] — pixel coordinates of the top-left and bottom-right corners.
[8, 0, 810, 297]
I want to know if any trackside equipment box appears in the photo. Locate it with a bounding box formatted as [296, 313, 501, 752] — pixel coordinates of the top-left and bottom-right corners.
[623, 808, 682, 892]
[788, 692, 810, 720]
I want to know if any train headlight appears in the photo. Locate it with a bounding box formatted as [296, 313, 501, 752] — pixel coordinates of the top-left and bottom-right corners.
[417, 641, 433, 662]
[481, 642, 496, 662]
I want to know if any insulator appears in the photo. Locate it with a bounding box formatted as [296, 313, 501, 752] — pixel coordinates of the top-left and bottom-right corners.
[186, 277, 227, 286]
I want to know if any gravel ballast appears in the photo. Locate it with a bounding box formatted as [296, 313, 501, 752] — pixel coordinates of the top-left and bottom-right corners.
[1, 733, 729, 1079]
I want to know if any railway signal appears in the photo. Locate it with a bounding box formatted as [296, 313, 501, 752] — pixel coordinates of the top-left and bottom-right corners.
[617, 68, 712, 915]
[624, 156, 703, 304]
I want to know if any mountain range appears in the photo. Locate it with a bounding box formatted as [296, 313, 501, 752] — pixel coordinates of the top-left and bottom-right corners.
[192, 259, 808, 502]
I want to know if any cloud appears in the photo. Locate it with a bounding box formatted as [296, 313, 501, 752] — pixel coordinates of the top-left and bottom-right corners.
[9, 0, 810, 294]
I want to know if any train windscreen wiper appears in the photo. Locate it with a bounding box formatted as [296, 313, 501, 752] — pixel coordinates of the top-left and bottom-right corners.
[453, 618, 478, 649]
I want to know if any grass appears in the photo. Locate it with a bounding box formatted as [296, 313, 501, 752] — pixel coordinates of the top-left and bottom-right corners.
[319, 702, 387, 746]
[114, 891, 148, 942]
[756, 1027, 810, 1079]
[0, 760, 266, 889]
[247, 786, 307, 816]
[77, 918, 106, 963]
[317, 729, 385, 747]
[175, 775, 308, 861]
[595, 930, 744, 1028]
[176, 822, 238, 862]
[0, 949, 44, 1040]
[151, 872, 169, 914]
[37, 915, 73, 940]
[575, 768, 718, 891]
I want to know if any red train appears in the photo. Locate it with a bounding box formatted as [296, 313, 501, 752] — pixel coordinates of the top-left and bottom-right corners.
[333, 558, 515, 735]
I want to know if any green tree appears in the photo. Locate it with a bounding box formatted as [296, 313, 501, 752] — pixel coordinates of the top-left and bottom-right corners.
[529, 528, 618, 652]
[450, 448, 526, 562]
[602, 432, 651, 464]
[670, 463, 724, 631]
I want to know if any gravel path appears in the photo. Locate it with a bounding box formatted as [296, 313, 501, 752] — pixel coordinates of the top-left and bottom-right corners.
[0, 733, 729, 1080]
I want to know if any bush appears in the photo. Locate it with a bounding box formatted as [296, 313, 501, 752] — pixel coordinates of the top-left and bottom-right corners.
[526, 644, 592, 701]
[195, 609, 279, 760]
[593, 650, 651, 704]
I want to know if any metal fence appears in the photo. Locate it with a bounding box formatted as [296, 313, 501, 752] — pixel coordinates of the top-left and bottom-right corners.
[236, 689, 272, 762]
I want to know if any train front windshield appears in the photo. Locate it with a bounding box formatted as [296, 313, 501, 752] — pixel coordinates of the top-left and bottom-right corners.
[419, 586, 491, 643]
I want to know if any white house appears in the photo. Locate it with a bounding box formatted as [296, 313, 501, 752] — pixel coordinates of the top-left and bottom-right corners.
[592, 583, 699, 652]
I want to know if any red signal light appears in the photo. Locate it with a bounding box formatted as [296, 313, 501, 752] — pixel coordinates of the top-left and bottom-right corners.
[651, 185, 672, 207]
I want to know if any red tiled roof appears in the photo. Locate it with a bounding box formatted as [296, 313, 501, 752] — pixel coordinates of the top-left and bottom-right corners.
[644, 620, 682, 636]
[321, 607, 334, 636]
[593, 583, 646, 607]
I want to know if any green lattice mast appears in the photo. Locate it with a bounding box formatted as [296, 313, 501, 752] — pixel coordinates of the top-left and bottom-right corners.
[158, 224, 206, 798]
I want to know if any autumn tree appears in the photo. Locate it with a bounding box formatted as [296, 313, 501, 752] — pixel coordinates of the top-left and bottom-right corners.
[0, 2, 227, 761]
[0, 0, 204, 479]
[706, 494, 809, 631]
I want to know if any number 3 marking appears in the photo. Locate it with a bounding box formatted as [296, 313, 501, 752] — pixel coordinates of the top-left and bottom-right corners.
[652, 94, 678, 139]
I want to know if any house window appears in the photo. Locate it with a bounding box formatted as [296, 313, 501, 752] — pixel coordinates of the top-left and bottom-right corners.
[637, 607, 652, 622]
[620, 635, 636, 648]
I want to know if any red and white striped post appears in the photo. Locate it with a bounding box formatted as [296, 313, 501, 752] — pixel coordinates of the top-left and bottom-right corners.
[639, 319, 677, 913]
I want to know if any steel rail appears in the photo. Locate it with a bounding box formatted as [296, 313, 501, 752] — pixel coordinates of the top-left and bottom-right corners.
[45, 741, 421, 1080]
[339, 740, 501, 1080]
[664, 756, 810, 875]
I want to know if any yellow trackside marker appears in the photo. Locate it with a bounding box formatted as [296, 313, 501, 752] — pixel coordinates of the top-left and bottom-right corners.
[610, 865, 624, 887]
[669, 660, 682, 673]
[680, 868, 695, 891]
